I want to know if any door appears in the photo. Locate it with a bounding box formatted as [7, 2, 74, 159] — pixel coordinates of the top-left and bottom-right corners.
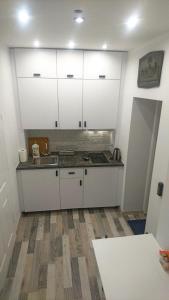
[57, 50, 83, 79]
[83, 80, 120, 129]
[14, 48, 57, 78]
[84, 167, 119, 208]
[20, 169, 60, 211]
[60, 168, 83, 209]
[18, 78, 59, 129]
[58, 79, 83, 129]
[84, 51, 122, 79]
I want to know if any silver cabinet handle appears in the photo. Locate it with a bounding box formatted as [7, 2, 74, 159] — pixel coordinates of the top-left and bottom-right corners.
[67, 74, 74, 78]
[99, 75, 106, 79]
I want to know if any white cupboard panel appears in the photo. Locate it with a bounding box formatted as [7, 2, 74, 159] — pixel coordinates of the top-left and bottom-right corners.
[15, 48, 57, 78]
[20, 169, 60, 212]
[84, 51, 122, 79]
[18, 78, 58, 129]
[58, 79, 83, 129]
[83, 80, 120, 129]
[60, 177, 83, 209]
[84, 167, 119, 208]
[57, 50, 83, 78]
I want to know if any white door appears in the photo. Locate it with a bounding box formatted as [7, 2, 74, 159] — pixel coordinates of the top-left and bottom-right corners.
[84, 51, 122, 79]
[20, 169, 60, 212]
[83, 80, 120, 129]
[57, 50, 83, 79]
[84, 167, 119, 208]
[58, 79, 83, 129]
[60, 168, 83, 209]
[14, 48, 57, 78]
[18, 78, 59, 129]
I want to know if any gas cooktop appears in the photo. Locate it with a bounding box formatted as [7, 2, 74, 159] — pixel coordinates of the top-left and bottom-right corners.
[88, 152, 109, 164]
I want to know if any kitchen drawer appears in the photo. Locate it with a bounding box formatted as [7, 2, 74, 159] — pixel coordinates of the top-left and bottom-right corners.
[60, 168, 83, 179]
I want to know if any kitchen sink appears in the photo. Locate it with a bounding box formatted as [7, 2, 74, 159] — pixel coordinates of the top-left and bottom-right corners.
[32, 155, 59, 166]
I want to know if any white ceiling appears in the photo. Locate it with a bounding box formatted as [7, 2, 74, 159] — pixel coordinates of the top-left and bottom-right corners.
[0, 0, 169, 50]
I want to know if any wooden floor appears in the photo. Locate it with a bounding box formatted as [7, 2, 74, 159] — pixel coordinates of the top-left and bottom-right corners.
[1, 208, 145, 300]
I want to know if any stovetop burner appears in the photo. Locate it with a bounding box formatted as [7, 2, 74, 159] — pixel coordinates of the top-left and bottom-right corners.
[89, 153, 108, 164]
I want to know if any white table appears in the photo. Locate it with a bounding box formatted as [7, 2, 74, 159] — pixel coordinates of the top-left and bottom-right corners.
[93, 234, 169, 300]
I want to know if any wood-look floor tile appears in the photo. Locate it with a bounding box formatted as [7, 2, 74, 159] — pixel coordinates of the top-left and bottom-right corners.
[2, 207, 144, 300]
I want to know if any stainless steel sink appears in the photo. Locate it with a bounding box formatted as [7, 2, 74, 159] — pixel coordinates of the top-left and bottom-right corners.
[31, 155, 59, 166]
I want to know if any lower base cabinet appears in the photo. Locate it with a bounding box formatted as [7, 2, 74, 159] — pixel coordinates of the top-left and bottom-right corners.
[60, 168, 83, 209]
[18, 169, 60, 212]
[84, 167, 119, 207]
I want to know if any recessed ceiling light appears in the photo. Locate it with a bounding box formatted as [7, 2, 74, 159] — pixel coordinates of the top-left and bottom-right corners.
[102, 43, 107, 50]
[17, 8, 30, 25]
[126, 15, 140, 30]
[33, 40, 40, 47]
[68, 41, 75, 48]
[74, 16, 84, 24]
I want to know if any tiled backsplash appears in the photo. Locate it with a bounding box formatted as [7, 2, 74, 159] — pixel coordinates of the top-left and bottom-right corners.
[26, 130, 115, 152]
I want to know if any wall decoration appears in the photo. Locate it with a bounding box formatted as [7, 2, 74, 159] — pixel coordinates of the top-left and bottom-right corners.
[137, 51, 164, 88]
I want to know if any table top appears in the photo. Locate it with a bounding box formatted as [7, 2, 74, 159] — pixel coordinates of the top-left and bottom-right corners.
[93, 234, 169, 300]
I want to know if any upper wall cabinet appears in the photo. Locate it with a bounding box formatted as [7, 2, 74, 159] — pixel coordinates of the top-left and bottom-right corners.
[58, 79, 83, 129]
[18, 78, 59, 129]
[83, 80, 120, 129]
[57, 50, 83, 79]
[84, 51, 122, 79]
[14, 49, 57, 78]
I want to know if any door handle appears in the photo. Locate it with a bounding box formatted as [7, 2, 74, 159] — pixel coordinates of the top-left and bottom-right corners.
[80, 180, 82, 186]
[79, 121, 82, 128]
[55, 121, 58, 127]
[56, 170, 58, 176]
[99, 75, 106, 79]
[84, 121, 87, 128]
[68, 172, 75, 175]
[85, 169, 87, 175]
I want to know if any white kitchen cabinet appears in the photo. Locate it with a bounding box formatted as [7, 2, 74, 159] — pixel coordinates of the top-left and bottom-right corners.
[14, 48, 57, 78]
[58, 79, 83, 129]
[18, 78, 59, 129]
[83, 80, 120, 129]
[84, 167, 119, 208]
[84, 51, 122, 79]
[19, 169, 60, 212]
[57, 50, 83, 79]
[60, 168, 83, 209]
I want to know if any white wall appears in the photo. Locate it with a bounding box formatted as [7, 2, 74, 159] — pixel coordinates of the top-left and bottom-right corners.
[0, 45, 20, 289]
[118, 33, 169, 245]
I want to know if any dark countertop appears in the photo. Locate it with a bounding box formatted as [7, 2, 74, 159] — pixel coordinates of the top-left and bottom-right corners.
[16, 151, 124, 171]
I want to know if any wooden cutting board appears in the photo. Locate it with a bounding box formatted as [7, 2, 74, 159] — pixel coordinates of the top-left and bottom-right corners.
[28, 137, 49, 156]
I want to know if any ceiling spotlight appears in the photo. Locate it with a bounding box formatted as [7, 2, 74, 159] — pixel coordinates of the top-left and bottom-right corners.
[102, 43, 107, 50]
[17, 8, 30, 25]
[68, 41, 75, 48]
[74, 16, 84, 24]
[33, 40, 40, 47]
[126, 14, 140, 30]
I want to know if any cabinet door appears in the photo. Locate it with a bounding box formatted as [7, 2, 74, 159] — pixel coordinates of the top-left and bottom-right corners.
[83, 80, 120, 129]
[14, 48, 57, 78]
[84, 51, 122, 79]
[57, 50, 83, 79]
[58, 79, 83, 129]
[18, 78, 59, 129]
[20, 169, 60, 212]
[84, 167, 119, 208]
[60, 168, 83, 209]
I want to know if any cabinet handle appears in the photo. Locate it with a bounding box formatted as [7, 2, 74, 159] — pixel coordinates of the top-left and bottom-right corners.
[80, 180, 82, 186]
[99, 75, 106, 79]
[85, 169, 87, 175]
[68, 171, 75, 175]
[67, 74, 74, 78]
[79, 121, 82, 128]
[56, 170, 58, 176]
[84, 121, 87, 128]
[33, 73, 41, 77]
[55, 121, 58, 127]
